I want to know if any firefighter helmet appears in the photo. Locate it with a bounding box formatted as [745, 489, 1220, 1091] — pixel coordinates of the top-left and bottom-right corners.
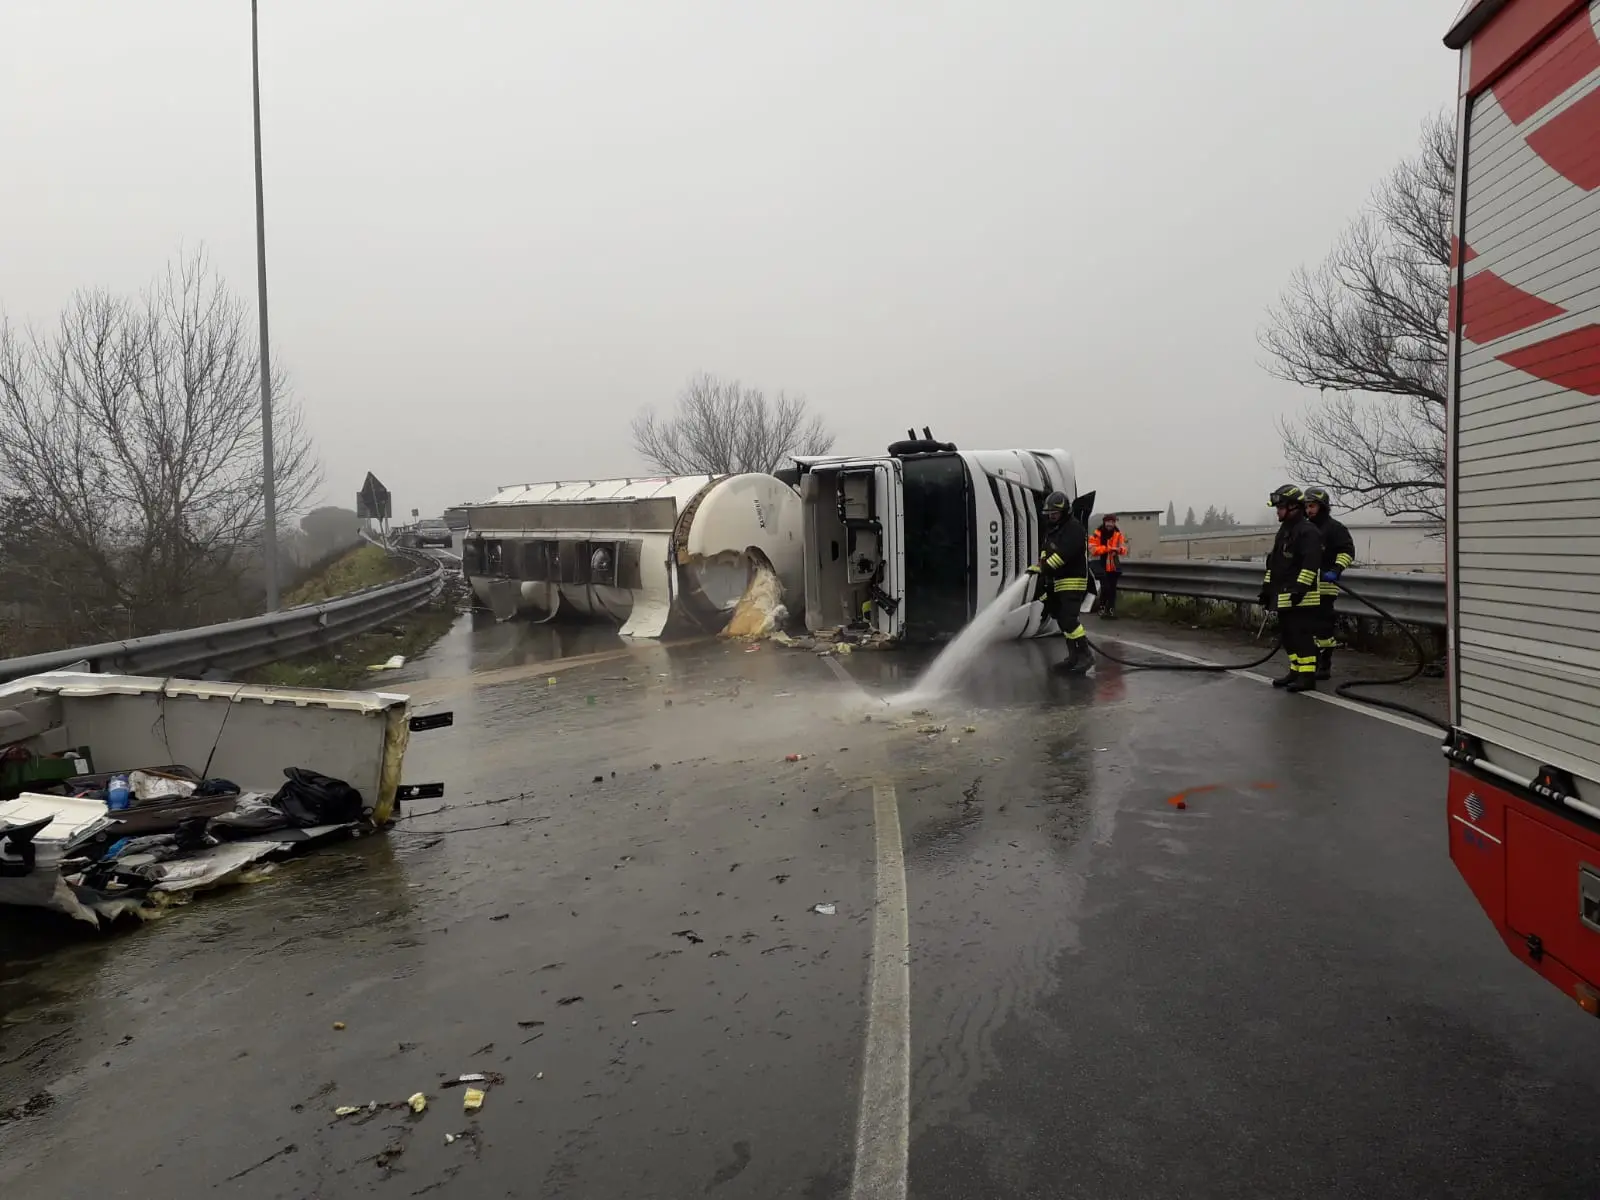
[1042, 491, 1069, 524]
[1304, 486, 1332, 511]
[1268, 484, 1304, 508]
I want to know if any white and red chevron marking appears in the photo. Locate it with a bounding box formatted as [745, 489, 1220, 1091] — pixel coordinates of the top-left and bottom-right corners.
[1457, 0, 1600, 398]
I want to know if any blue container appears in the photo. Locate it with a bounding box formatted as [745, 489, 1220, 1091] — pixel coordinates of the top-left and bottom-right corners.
[107, 774, 131, 812]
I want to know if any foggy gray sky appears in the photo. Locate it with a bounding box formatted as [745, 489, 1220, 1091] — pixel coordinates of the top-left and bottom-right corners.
[3, 2, 1456, 525]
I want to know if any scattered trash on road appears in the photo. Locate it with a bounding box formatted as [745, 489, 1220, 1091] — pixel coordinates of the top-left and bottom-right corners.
[557, 995, 583, 1006]
[917, 724, 947, 735]
[811, 902, 837, 916]
[964, 725, 978, 734]
[548, 677, 557, 686]
[368, 655, 406, 671]
[407, 1093, 427, 1114]
[672, 929, 705, 944]
[462, 1088, 485, 1113]
[441, 1071, 504, 1088]
[785, 753, 804, 762]
[490, 912, 509, 921]
[333, 1022, 346, 1031]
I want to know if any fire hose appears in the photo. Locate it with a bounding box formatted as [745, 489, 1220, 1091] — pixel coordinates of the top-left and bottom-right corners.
[1079, 580, 1450, 731]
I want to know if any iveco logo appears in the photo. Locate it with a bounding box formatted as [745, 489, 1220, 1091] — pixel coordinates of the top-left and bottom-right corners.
[988, 520, 1001, 577]
[1464, 792, 1485, 822]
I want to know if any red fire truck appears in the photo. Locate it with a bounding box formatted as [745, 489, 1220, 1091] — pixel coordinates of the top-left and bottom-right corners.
[1443, 1, 1600, 1015]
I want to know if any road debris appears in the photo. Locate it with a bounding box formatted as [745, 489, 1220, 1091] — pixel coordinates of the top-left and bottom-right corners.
[441, 1072, 504, 1088]
[368, 655, 406, 671]
[557, 995, 583, 1006]
[917, 724, 947, 735]
[333, 1022, 346, 1031]
[490, 912, 509, 921]
[672, 929, 705, 944]
[408, 1093, 427, 1114]
[462, 1088, 485, 1113]
[811, 902, 837, 916]
[785, 753, 804, 762]
[964, 725, 978, 733]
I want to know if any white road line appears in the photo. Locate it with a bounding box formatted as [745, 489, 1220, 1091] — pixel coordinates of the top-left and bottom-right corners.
[1102, 635, 1444, 739]
[851, 780, 911, 1200]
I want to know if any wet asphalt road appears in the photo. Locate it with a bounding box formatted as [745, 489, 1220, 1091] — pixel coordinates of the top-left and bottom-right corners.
[3, 615, 1600, 1198]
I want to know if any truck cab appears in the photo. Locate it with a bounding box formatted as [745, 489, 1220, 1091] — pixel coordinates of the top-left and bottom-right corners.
[793, 434, 1088, 642]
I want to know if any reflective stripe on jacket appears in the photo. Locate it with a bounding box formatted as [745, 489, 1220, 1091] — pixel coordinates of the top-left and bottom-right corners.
[1264, 514, 1324, 610]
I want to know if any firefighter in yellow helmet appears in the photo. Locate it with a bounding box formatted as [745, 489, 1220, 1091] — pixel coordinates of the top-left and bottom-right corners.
[1258, 484, 1325, 692]
[1028, 491, 1092, 674]
[1304, 486, 1355, 679]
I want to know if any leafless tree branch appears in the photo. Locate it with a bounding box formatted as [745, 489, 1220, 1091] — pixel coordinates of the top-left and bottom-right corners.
[1260, 111, 1454, 523]
[631, 372, 835, 476]
[0, 248, 321, 644]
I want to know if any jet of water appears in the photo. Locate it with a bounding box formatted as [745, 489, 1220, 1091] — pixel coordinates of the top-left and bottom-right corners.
[897, 574, 1036, 703]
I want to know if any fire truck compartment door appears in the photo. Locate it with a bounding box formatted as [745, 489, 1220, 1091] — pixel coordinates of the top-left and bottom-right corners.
[1505, 808, 1600, 987]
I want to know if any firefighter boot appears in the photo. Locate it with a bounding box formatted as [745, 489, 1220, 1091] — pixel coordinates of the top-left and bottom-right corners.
[1285, 672, 1317, 693]
[1272, 670, 1295, 688]
[1315, 647, 1334, 680]
[1052, 638, 1092, 675]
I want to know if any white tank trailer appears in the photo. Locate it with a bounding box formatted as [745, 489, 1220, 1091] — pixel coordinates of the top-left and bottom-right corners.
[459, 474, 804, 638]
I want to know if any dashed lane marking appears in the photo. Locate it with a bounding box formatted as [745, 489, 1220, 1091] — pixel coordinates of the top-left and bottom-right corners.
[851, 780, 910, 1200]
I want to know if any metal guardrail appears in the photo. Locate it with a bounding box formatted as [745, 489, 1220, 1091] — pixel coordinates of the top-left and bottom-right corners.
[1114, 560, 1447, 628]
[0, 546, 446, 684]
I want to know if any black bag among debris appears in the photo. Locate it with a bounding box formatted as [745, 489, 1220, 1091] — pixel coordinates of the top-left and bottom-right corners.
[271, 769, 365, 828]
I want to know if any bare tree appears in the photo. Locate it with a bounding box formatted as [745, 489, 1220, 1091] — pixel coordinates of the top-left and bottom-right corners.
[0, 250, 321, 640]
[1260, 112, 1454, 522]
[631, 372, 835, 475]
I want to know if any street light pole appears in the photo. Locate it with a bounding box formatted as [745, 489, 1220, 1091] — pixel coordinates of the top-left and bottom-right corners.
[251, 0, 280, 611]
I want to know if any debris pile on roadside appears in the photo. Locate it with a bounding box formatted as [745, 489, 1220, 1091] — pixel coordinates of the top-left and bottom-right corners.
[0, 670, 449, 926]
[770, 627, 894, 655]
[2, 764, 371, 924]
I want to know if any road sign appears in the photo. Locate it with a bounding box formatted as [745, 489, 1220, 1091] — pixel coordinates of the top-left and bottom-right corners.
[357, 472, 392, 520]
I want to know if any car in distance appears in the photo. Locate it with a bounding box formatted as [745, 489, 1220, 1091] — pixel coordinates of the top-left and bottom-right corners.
[408, 518, 455, 549]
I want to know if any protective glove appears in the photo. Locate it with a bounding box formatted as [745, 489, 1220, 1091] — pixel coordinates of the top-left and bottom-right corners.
[1322, 570, 1341, 583]
[1288, 585, 1309, 604]
[1258, 586, 1272, 608]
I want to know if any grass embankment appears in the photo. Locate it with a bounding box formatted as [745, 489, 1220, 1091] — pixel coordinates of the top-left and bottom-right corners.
[247, 544, 465, 690]
[282, 544, 408, 605]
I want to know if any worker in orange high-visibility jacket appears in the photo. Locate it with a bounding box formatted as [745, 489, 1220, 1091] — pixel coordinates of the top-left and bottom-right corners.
[1258, 484, 1324, 693]
[1087, 514, 1130, 618]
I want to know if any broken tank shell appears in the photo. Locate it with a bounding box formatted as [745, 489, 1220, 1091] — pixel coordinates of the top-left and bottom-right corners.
[459, 473, 803, 638]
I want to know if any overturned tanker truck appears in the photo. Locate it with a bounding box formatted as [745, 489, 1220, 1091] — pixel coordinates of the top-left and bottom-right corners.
[793, 431, 1092, 643]
[459, 474, 804, 638]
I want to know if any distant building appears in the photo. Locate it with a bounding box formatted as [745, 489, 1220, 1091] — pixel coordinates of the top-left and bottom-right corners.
[1091, 509, 1162, 559]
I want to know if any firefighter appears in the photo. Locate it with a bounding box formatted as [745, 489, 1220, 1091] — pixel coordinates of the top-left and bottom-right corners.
[1304, 486, 1355, 679]
[1028, 491, 1092, 674]
[1088, 513, 1130, 618]
[1259, 484, 1324, 692]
